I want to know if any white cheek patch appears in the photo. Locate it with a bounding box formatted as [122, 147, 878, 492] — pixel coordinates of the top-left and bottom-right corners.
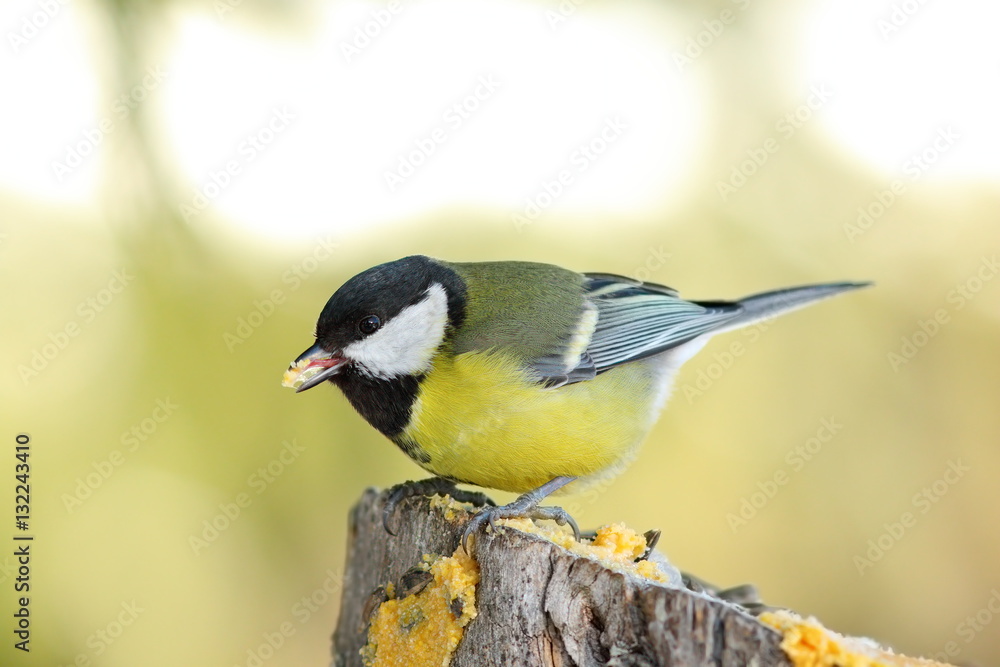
[344, 283, 449, 378]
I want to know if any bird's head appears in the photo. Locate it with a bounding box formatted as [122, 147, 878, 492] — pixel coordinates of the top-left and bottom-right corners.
[282, 256, 465, 392]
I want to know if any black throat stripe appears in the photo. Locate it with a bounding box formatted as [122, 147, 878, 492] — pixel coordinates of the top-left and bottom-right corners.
[332, 370, 422, 440]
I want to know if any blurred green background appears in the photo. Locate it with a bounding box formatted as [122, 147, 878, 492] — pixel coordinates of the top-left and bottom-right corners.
[2, 0, 999, 665]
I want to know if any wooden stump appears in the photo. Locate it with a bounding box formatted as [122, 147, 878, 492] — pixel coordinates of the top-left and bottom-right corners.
[332, 488, 791, 667]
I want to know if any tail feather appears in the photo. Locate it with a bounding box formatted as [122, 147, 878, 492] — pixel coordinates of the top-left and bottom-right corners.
[698, 282, 872, 335]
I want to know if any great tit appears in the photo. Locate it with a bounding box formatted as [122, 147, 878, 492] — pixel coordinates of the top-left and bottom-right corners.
[282, 255, 868, 545]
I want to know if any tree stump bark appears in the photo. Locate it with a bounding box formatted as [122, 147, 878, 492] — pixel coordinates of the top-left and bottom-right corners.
[332, 487, 791, 667]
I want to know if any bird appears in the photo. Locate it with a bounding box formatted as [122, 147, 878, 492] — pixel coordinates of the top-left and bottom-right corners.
[282, 255, 869, 548]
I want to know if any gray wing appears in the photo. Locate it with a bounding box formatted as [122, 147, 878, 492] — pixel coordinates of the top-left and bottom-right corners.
[531, 273, 869, 387]
[527, 274, 740, 387]
[582, 274, 743, 373]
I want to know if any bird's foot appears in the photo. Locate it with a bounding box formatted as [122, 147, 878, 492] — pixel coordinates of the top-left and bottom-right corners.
[461, 476, 580, 553]
[382, 477, 494, 535]
[682, 573, 783, 616]
[636, 529, 661, 562]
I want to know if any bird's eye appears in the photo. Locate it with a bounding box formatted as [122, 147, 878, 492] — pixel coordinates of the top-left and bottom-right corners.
[359, 315, 381, 335]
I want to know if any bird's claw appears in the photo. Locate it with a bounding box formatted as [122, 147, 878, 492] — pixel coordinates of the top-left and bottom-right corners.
[636, 529, 661, 562]
[382, 477, 494, 535]
[681, 573, 783, 616]
[460, 476, 580, 553]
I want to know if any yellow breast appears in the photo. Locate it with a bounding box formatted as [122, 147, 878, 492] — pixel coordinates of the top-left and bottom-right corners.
[401, 349, 665, 493]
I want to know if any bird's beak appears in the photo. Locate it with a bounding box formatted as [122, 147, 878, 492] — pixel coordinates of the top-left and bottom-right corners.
[281, 343, 348, 393]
